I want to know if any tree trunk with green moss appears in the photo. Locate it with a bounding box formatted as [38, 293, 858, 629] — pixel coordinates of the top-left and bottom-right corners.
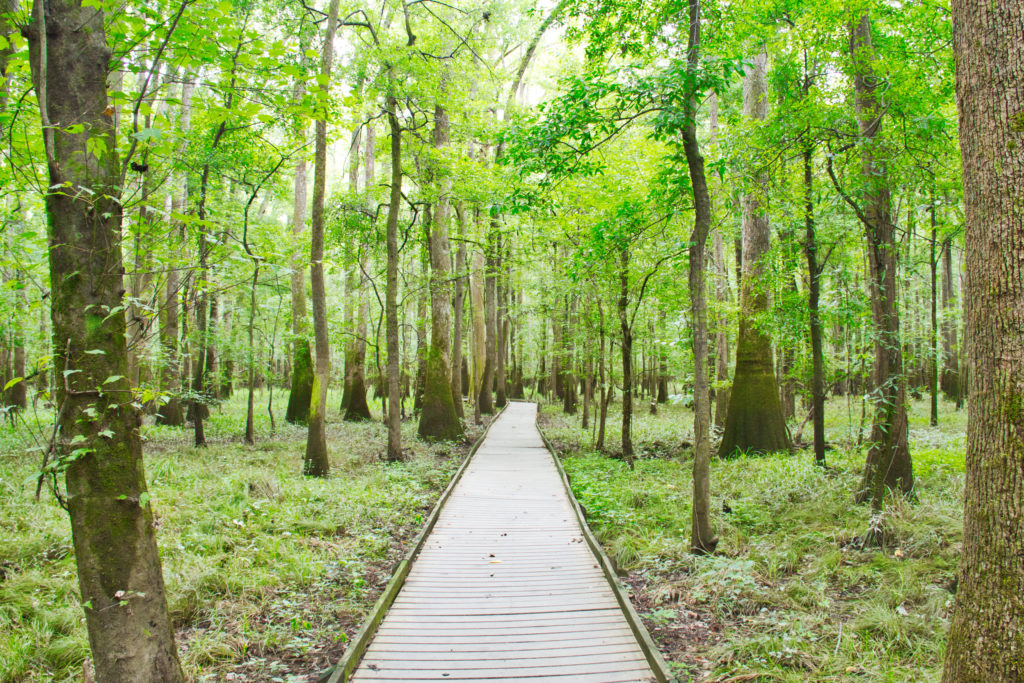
[418, 104, 462, 440]
[942, 0, 1024, 677]
[27, 0, 183, 677]
[719, 48, 791, 457]
[303, 0, 340, 477]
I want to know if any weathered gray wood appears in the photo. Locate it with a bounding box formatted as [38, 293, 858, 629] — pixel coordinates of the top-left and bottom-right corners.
[350, 402, 657, 682]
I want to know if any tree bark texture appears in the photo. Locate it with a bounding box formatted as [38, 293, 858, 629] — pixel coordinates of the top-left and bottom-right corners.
[285, 153, 312, 424]
[719, 48, 791, 457]
[943, 1, 1024, 678]
[478, 224, 497, 414]
[28, 0, 184, 677]
[451, 207, 467, 419]
[344, 123, 374, 422]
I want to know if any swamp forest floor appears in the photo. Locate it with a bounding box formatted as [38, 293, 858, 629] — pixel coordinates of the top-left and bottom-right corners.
[1, 390, 964, 682]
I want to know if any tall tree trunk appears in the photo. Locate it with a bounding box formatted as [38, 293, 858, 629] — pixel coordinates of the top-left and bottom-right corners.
[418, 104, 462, 440]
[385, 88, 404, 461]
[479, 225, 497, 414]
[303, 0, 340, 478]
[618, 249, 634, 463]
[27, 1, 183, 677]
[450, 206, 466, 419]
[804, 146, 826, 466]
[684, 0, 717, 555]
[343, 125, 374, 422]
[285, 152, 313, 424]
[495, 240, 508, 408]
[719, 48, 791, 457]
[848, 15, 913, 513]
[929, 193, 939, 426]
[469, 249, 485, 423]
[943, 1, 1024, 677]
[940, 237, 962, 406]
[340, 122, 361, 412]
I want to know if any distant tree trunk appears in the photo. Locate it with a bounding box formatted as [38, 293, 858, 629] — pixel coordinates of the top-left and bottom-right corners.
[684, 0, 717, 555]
[27, 0, 184, 677]
[414, 247, 428, 415]
[719, 48, 791, 457]
[156, 81, 192, 427]
[596, 301, 608, 450]
[940, 238, 962, 407]
[848, 15, 913, 513]
[943, 1, 1024, 677]
[285, 150, 312, 426]
[479, 225, 497, 414]
[340, 121, 361, 412]
[804, 146, 826, 466]
[712, 227, 730, 427]
[303, 0, 340, 478]
[929, 194, 939, 427]
[418, 104, 462, 441]
[562, 296, 577, 415]
[450, 207, 467, 419]
[343, 125, 374, 423]
[618, 249, 634, 464]
[385, 88, 404, 461]
[470, 249, 485, 423]
[495, 240, 508, 408]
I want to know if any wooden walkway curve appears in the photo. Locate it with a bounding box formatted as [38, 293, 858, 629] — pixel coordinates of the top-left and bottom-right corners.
[347, 402, 660, 682]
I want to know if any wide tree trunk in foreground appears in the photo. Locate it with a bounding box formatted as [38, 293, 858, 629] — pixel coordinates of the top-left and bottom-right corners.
[684, 0, 717, 555]
[27, 1, 183, 678]
[848, 15, 913, 511]
[303, 0, 340, 477]
[478, 225, 497, 414]
[418, 104, 462, 440]
[719, 48, 791, 457]
[943, 1, 1024, 678]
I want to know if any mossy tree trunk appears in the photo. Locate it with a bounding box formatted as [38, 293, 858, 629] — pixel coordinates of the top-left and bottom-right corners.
[285, 153, 312, 424]
[943, 0, 1024, 677]
[27, 0, 184, 677]
[846, 15, 913, 514]
[303, 0, 340, 478]
[469, 248, 485, 423]
[719, 48, 791, 457]
[450, 207, 466, 419]
[418, 104, 462, 441]
[344, 123, 373, 422]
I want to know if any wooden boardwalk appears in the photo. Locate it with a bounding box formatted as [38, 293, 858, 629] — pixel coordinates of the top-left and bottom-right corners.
[350, 402, 657, 682]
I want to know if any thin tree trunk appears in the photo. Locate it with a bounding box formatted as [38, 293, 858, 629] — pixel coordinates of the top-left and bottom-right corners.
[684, 0, 717, 555]
[929, 192, 939, 426]
[943, 1, 1024, 676]
[470, 249, 485, 424]
[344, 123, 373, 421]
[618, 249, 633, 464]
[940, 237, 962, 406]
[28, 1, 183, 676]
[285, 152, 313, 424]
[479, 224, 497, 414]
[805, 146, 826, 466]
[303, 0, 340, 478]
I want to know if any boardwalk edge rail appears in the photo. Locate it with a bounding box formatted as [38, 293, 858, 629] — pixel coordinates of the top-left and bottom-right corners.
[324, 404, 509, 683]
[536, 403, 675, 683]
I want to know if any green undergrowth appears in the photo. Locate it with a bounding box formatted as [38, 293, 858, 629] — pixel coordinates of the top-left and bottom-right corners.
[542, 396, 964, 682]
[0, 389, 483, 682]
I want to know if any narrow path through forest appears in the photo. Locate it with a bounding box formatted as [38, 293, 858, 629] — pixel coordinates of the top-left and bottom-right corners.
[349, 402, 656, 682]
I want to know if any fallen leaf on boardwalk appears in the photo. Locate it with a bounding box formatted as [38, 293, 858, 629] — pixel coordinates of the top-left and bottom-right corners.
[489, 560, 502, 563]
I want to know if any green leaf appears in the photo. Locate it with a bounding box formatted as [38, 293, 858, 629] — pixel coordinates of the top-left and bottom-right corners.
[83, 349, 106, 355]
[3, 376, 23, 391]
[103, 375, 124, 385]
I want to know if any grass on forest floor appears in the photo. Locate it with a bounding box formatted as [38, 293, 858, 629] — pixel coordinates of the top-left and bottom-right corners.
[0, 389, 488, 683]
[540, 394, 965, 683]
